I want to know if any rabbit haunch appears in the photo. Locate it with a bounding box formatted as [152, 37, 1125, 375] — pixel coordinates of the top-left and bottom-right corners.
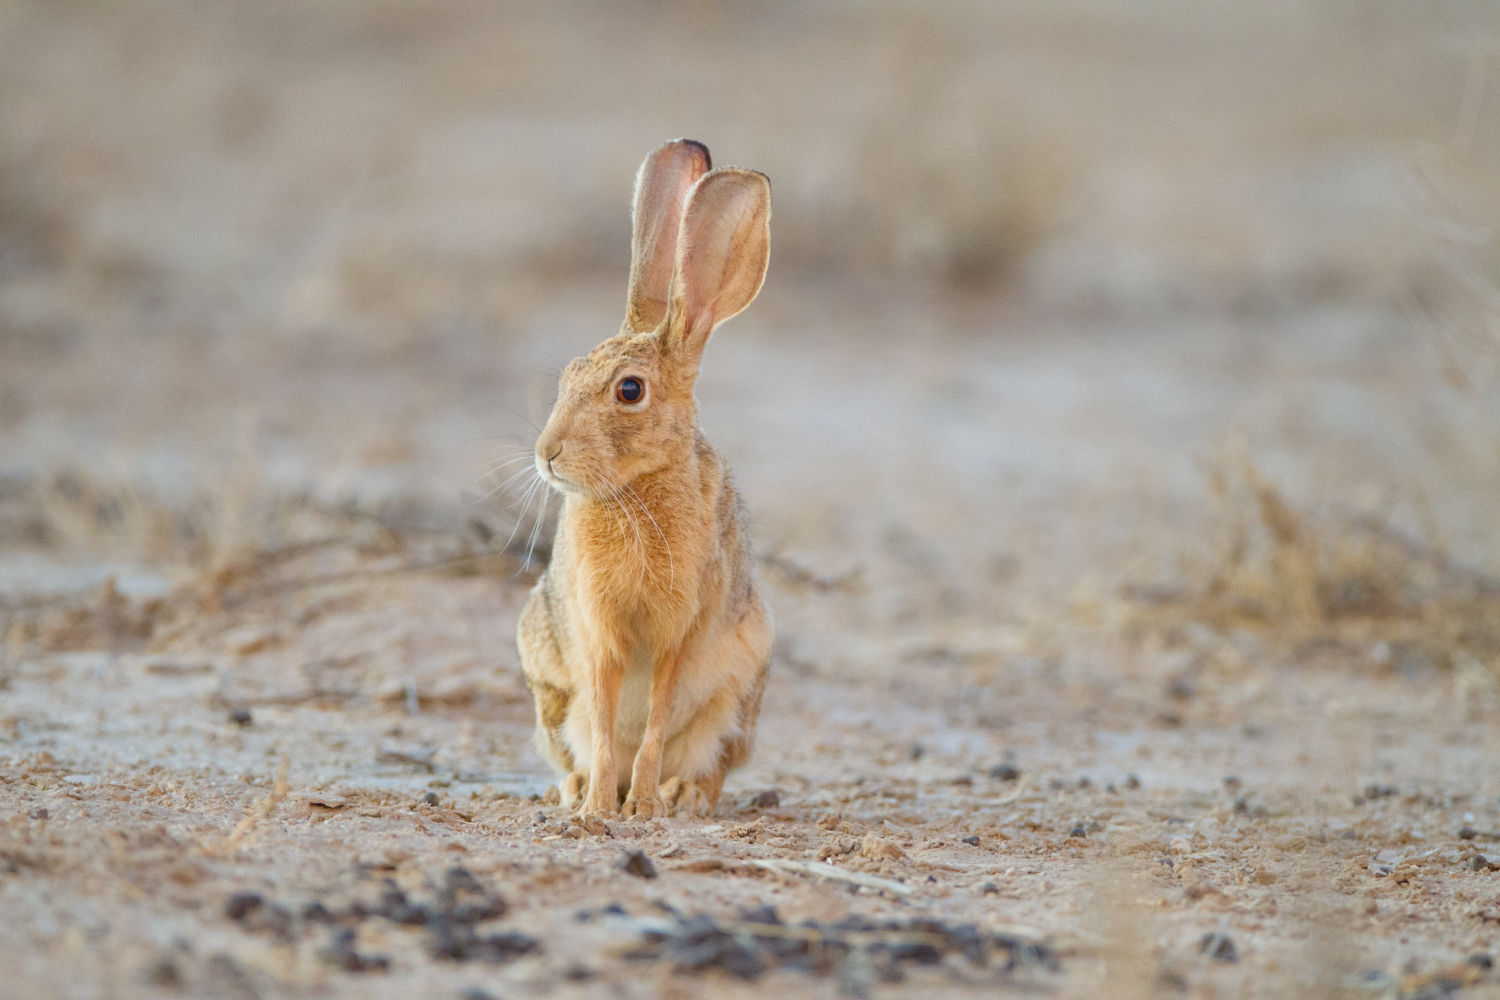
[517, 139, 774, 819]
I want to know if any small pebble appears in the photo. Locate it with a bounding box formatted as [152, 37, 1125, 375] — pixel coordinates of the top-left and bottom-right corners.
[748, 789, 780, 809]
[988, 763, 1020, 782]
[961, 835, 981, 846]
[422, 791, 440, 806]
[1068, 826, 1087, 838]
[1198, 932, 1237, 962]
[225, 892, 264, 922]
[229, 707, 252, 727]
[741, 905, 781, 925]
[1124, 774, 1142, 790]
[620, 850, 657, 880]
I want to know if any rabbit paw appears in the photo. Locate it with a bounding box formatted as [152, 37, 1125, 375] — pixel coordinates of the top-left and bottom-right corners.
[659, 776, 715, 817]
[621, 791, 669, 820]
[580, 783, 618, 818]
[559, 771, 589, 807]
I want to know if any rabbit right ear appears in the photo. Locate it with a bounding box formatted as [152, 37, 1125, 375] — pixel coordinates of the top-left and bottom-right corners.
[624, 139, 711, 333]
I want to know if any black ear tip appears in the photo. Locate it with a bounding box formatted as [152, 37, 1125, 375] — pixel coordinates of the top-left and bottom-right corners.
[679, 138, 712, 170]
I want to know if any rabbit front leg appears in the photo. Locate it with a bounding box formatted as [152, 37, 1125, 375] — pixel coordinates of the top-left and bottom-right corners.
[581, 653, 627, 817]
[622, 645, 687, 819]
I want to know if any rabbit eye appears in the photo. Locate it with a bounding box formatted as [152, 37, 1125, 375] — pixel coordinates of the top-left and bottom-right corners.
[616, 377, 644, 404]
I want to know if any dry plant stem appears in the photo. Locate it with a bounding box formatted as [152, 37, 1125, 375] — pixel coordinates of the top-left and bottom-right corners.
[626, 644, 688, 816]
[212, 758, 290, 857]
[584, 656, 626, 815]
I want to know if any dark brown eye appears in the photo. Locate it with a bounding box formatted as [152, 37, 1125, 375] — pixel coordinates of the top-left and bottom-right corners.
[616, 377, 644, 404]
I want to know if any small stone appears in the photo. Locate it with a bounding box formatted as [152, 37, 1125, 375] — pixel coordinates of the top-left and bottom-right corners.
[748, 789, 781, 809]
[229, 707, 252, 727]
[1124, 774, 1142, 790]
[908, 743, 925, 760]
[1459, 826, 1479, 840]
[1468, 954, 1494, 970]
[988, 764, 1021, 782]
[1068, 826, 1087, 838]
[422, 791, 440, 806]
[961, 835, 981, 846]
[981, 882, 1000, 895]
[1198, 932, 1237, 962]
[1222, 776, 1242, 792]
[29, 808, 47, 821]
[620, 850, 658, 879]
[741, 904, 781, 925]
[1471, 854, 1499, 872]
[225, 892, 264, 922]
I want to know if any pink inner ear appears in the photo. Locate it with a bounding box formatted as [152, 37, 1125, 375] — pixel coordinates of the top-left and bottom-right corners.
[672, 170, 771, 355]
[627, 141, 711, 333]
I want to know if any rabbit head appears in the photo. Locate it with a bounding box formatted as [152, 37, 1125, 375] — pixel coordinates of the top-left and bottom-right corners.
[534, 140, 770, 499]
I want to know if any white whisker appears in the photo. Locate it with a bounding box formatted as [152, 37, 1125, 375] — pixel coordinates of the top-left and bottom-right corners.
[621, 481, 673, 595]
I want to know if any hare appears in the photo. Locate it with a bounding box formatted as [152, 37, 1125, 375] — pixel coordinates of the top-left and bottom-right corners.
[516, 139, 774, 818]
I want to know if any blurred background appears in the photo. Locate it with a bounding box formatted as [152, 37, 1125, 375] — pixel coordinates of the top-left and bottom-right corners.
[6, 6, 1500, 994]
[2, 0, 1499, 673]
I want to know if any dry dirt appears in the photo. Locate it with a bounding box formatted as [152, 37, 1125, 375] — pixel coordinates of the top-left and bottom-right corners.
[3, 2, 1500, 998]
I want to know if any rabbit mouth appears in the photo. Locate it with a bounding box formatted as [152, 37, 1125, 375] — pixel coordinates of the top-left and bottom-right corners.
[537, 459, 587, 495]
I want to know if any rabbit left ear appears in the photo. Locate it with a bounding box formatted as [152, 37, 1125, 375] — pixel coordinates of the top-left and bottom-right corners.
[665, 167, 771, 366]
[625, 140, 712, 333]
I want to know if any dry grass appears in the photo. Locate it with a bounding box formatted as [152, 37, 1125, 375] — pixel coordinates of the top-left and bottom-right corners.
[1125, 446, 1500, 684]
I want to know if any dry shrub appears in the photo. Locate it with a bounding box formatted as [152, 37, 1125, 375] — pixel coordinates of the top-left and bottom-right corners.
[1127, 450, 1500, 676]
[0, 460, 533, 660]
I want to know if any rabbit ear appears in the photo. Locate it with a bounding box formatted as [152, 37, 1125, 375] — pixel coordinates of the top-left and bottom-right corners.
[624, 139, 711, 333]
[665, 167, 771, 365]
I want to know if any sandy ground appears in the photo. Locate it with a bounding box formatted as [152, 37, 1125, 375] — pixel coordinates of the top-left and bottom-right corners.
[4, 2, 1500, 998]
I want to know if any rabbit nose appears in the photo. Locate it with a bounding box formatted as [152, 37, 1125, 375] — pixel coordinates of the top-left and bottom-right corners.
[545, 444, 563, 473]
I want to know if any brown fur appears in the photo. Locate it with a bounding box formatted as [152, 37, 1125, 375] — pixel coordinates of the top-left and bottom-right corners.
[517, 140, 774, 818]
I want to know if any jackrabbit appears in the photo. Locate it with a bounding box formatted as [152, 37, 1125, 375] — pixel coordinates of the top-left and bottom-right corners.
[517, 139, 774, 818]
